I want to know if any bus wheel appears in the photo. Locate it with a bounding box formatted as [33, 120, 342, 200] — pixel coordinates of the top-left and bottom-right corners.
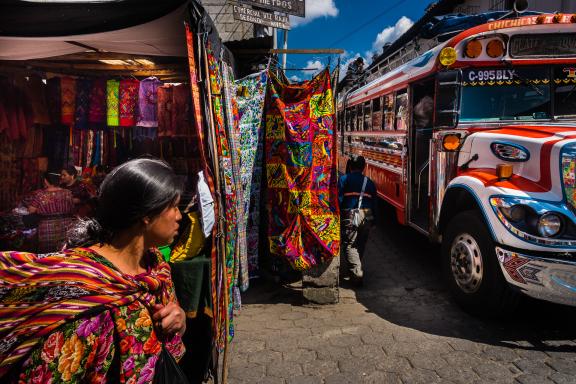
[442, 210, 519, 315]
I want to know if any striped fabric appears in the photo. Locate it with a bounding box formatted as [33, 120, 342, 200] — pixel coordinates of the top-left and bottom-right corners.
[0, 247, 173, 378]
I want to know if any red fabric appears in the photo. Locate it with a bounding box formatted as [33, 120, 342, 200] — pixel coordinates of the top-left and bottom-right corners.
[157, 85, 173, 137]
[60, 77, 76, 125]
[119, 79, 139, 127]
[172, 84, 192, 136]
[88, 78, 107, 128]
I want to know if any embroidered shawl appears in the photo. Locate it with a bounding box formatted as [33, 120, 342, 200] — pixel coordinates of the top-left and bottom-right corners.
[0, 247, 180, 378]
[106, 80, 120, 127]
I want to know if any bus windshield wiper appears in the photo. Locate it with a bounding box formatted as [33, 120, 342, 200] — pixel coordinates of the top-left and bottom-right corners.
[501, 60, 544, 96]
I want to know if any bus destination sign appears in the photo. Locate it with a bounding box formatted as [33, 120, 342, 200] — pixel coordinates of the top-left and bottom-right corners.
[238, 0, 305, 17]
[510, 33, 576, 58]
[233, 4, 291, 30]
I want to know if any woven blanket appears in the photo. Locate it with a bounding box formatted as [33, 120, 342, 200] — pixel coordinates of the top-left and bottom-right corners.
[119, 79, 139, 127]
[137, 77, 163, 128]
[60, 77, 76, 125]
[264, 69, 340, 270]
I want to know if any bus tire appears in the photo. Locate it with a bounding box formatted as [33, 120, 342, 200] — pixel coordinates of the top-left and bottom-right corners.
[442, 210, 520, 316]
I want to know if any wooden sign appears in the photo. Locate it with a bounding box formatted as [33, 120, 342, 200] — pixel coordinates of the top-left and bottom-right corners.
[238, 0, 305, 17]
[232, 4, 291, 30]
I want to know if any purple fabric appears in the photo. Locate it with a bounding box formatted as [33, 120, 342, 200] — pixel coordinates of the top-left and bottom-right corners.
[136, 77, 163, 128]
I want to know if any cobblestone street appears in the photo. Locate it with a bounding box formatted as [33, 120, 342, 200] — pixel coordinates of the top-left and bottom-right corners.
[228, 208, 576, 384]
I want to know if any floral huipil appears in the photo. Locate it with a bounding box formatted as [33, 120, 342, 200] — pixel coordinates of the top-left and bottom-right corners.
[6, 249, 185, 384]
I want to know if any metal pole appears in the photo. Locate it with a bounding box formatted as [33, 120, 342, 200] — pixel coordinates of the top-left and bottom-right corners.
[282, 29, 288, 69]
[273, 27, 277, 50]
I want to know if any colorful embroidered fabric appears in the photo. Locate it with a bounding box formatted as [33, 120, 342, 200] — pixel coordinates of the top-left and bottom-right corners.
[233, 70, 268, 287]
[74, 78, 92, 130]
[88, 78, 107, 129]
[207, 48, 237, 350]
[137, 77, 163, 128]
[60, 77, 76, 125]
[265, 69, 340, 270]
[119, 79, 139, 127]
[106, 80, 120, 126]
[0, 248, 184, 381]
[221, 63, 245, 295]
[157, 85, 173, 137]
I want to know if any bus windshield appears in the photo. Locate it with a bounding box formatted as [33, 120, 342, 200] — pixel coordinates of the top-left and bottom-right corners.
[460, 67, 551, 122]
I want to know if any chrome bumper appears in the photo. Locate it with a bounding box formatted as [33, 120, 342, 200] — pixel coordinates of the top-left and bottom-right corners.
[496, 247, 576, 307]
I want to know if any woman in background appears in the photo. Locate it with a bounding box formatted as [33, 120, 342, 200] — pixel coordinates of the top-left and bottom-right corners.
[1, 158, 186, 383]
[60, 165, 96, 217]
[27, 172, 74, 253]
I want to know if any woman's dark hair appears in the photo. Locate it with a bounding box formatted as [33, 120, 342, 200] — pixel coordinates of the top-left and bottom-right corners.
[62, 165, 78, 177]
[43, 172, 61, 187]
[67, 158, 183, 247]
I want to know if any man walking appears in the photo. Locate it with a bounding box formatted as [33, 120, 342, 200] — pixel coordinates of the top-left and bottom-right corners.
[339, 155, 376, 285]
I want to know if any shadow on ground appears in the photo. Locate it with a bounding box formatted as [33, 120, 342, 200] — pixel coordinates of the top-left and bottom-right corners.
[242, 200, 576, 355]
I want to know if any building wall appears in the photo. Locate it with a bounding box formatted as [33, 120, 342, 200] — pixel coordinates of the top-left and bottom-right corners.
[199, 0, 268, 42]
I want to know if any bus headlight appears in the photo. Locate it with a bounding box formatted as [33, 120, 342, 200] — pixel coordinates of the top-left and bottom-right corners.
[537, 213, 562, 237]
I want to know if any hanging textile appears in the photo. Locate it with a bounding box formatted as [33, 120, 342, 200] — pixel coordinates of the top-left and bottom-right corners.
[221, 64, 245, 295]
[207, 48, 238, 350]
[74, 78, 92, 130]
[88, 78, 107, 129]
[157, 85, 174, 137]
[22, 75, 50, 125]
[60, 77, 76, 125]
[119, 78, 139, 127]
[106, 79, 120, 126]
[137, 77, 163, 128]
[172, 84, 192, 136]
[265, 69, 340, 270]
[235, 70, 268, 281]
[46, 77, 61, 126]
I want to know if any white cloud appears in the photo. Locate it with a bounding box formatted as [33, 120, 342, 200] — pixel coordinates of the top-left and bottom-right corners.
[303, 59, 323, 77]
[290, 0, 339, 27]
[290, 75, 302, 82]
[371, 16, 414, 53]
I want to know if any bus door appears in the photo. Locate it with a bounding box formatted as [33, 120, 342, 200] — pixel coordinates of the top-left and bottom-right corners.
[408, 80, 435, 230]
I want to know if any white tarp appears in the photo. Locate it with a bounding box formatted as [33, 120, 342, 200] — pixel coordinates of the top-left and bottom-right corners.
[0, 4, 188, 60]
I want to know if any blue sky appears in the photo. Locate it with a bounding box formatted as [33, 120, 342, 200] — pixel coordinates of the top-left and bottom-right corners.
[281, 0, 431, 81]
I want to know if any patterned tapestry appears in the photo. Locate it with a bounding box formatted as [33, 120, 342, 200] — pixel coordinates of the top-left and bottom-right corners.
[265, 69, 340, 270]
[236, 70, 268, 283]
[221, 64, 246, 295]
[207, 48, 238, 350]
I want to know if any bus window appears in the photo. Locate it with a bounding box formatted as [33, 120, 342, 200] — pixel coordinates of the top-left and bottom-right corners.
[363, 101, 371, 131]
[344, 108, 351, 131]
[372, 97, 382, 131]
[554, 66, 576, 119]
[357, 104, 363, 131]
[350, 107, 356, 131]
[395, 90, 409, 130]
[383, 93, 395, 130]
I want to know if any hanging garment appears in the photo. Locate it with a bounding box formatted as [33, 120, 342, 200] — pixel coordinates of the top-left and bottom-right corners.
[119, 78, 139, 127]
[235, 70, 268, 281]
[207, 48, 238, 351]
[172, 84, 192, 136]
[106, 79, 120, 126]
[88, 78, 107, 129]
[60, 76, 76, 125]
[265, 69, 340, 270]
[22, 75, 50, 125]
[74, 78, 92, 130]
[157, 85, 173, 137]
[137, 77, 163, 127]
[46, 77, 61, 126]
[221, 64, 245, 293]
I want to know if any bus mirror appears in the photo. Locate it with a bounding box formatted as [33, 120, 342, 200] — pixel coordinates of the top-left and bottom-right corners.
[514, 0, 528, 13]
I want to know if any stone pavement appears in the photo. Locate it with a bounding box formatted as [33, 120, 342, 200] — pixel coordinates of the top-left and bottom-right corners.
[227, 210, 576, 384]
